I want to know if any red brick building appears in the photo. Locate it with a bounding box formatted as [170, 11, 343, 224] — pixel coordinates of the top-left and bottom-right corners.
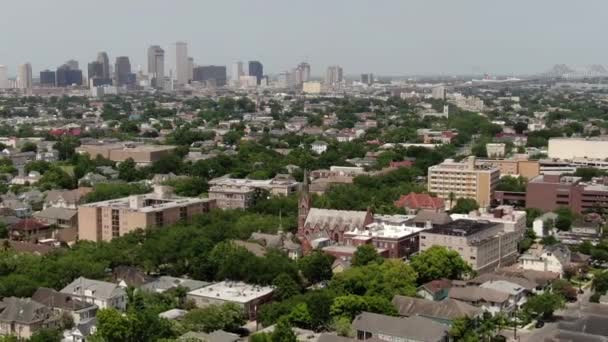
[526, 174, 608, 214]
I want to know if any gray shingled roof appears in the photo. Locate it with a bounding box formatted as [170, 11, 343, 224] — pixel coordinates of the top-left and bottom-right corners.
[0, 297, 55, 324]
[61, 277, 125, 300]
[32, 287, 96, 312]
[34, 207, 77, 221]
[141, 276, 210, 293]
[352, 312, 448, 342]
[392, 296, 482, 321]
[448, 286, 510, 304]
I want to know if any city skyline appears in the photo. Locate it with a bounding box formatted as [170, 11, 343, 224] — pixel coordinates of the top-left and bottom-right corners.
[1, 0, 607, 76]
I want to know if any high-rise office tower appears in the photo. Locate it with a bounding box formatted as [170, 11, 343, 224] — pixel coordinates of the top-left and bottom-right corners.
[175, 41, 189, 85]
[65, 60, 79, 71]
[360, 73, 374, 86]
[147, 45, 165, 88]
[40, 70, 56, 86]
[17, 63, 32, 90]
[325, 65, 343, 86]
[232, 61, 244, 82]
[248, 61, 263, 85]
[188, 57, 194, 83]
[193, 65, 227, 86]
[97, 52, 110, 79]
[295, 62, 311, 84]
[88, 61, 104, 79]
[0, 65, 8, 89]
[115, 56, 133, 87]
[56, 64, 83, 87]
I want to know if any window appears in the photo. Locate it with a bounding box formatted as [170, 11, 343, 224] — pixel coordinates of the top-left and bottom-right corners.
[179, 207, 187, 221]
[111, 209, 120, 238]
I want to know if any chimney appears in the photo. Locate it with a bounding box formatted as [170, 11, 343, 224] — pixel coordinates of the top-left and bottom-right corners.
[153, 185, 174, 199]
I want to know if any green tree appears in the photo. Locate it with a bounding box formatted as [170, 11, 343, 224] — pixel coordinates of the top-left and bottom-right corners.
[332, 316, 354, 337]
[330, 295, 396, 320]
[351, 244, 382, 267]
[118, 158, 144, 182]
[95, 308, 131, 341]
[410, 246, 473, 284]
[592, 271, 608, 294]
[555, 216, 572, 231]
[287, 303, 312, 329]
[272, 273, 301, 301]
[271, 318, 297, 342]
[451, 198, 479, 214]
[523, 292, 565, 320]
[183, 303, 245, 333]
[298, 251, 334, 284]
[20, 141, 38, 153]
[29, 329, 62, 342]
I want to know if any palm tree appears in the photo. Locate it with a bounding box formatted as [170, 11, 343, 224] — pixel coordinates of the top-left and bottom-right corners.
[448, 192, 456, 210]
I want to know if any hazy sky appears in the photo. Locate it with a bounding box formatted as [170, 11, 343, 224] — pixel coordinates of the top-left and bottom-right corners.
[1, 0, 606, 76]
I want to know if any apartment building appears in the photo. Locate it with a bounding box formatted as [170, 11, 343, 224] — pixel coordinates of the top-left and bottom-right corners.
[76, 141, 176, 166]
[208, 174, 299, 209]
[78, 186, 215, 242]
[475, 158, 540, 180]
[419, 219, 521, 273]
[428, 157, 500, 208]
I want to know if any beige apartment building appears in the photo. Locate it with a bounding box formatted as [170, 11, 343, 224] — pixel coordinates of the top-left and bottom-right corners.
[208, 174, 300, 209]
[78, 186, 215, 242]
[419, 219, 521, 273]
[76, 142, 176, 166]
[475, 158, 540, 180]
[428, 157, 500, 208]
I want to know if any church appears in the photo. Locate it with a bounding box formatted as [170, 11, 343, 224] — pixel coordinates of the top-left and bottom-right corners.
[297, 171, 373, 252]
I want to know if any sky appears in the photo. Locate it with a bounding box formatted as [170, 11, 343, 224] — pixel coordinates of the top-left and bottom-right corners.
[1, 0, 607, 77]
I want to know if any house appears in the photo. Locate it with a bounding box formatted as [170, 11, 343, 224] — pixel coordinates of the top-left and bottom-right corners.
[311, 141, 328, 155]
[0, 297, 61, 339]
[394, 193, 445, 214]
[447, 286, 512, 315]
[0, 199, 32, 218]
[159, 309, 188, 321]
[44, 188, 92, 210]
[33, 207, 78, 230]
[31, 287, 97, 325]
[10, 171, 41, 185]
[391, 296, 482, 325]
[417, 279, 452, 301]
[141, 276, 210, 293]
[78, 172, 108, 186]
[249, 231, 302, 259]
[480, 280, 528, 309]
[178, 330, 240, 342]
[111, 266, 154, 288]
[352, 312, 449, 342]
[8, 219, 52, 242]
[519, 243, 571, 276]
[60, 277, 127, 311]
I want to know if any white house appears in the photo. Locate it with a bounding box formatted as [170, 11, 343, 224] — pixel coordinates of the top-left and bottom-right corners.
[532, 212, 558, 238]
[60, 277, 127, 311]
[311, 141, 328, 155]
[519, 244, 571, 276]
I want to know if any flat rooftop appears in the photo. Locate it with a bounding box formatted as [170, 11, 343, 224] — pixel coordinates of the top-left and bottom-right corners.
[424, 219, 499, 237]
[81, 193, 212, 213]
[187, 281, 273, 303]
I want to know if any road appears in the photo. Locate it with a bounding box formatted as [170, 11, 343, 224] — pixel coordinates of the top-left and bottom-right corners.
[513, 287, 592, 342]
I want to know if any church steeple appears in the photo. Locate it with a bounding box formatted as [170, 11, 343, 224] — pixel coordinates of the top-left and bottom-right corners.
[298, 170, 311, 234]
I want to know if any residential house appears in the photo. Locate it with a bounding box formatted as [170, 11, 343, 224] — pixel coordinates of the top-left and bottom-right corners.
[111, 266, 154, 288]
[187, 281, 273, 320]
[352, 312, 449, 342]
[0, 297, 60, 340]
[31, 288, 97, 325]
[8, 219, 52, 242]
[311, 141, 328, 155]
[33, 207, 78, 230]
[417, 279, 452, 301]
[249, 231, 302, 259]
[447, 286, 512, 315]
[391, 296, 482, 325]
[0, 199, 31, 218]
[480, 280, 528, 309]
[60, 277, 127, 311]
[394, 192, 445, 214]
[519, 244, 571, 276]
[44, 188, 92, 210]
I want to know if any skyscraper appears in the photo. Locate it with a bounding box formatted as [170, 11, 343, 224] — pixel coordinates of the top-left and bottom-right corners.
[97, 52, 110, 79]
[193, 65, 227, 86]
[232, 61, 244, 82]
[147, 45, 165, 88]
[325, 65, 343, 86]
[248, 61, 263, 85]
[40, 70, 56, 86]
[175, 41, 189, 85]
[0, 66, 8, 89]
[295, 62, 311, 84]
[360, 73, 374, 86]
[17, 63, 32, 90]
[56, 64, 83, 87]
[188, 57, 194, 83]
[88, 61, 103, 79]
[65, 60, 79, 71]
[115, 56, 133, 87]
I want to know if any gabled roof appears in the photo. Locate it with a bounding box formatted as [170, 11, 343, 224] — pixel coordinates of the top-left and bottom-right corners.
[32, 287, 96, 311]
[418, 279, 452, 295]
[61, 277, 125, 300]
[34, 207, 77, 221]
[352, 312, 448, 342]
[0, 297, 55, 324]
[448, 286, 510, 304]
[394, 193, 445, 210]
[392, 296, 482, 321]
[10, 219, 49, 231]
[304, 208, 370, 231]
[141, 276, 210, 293]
